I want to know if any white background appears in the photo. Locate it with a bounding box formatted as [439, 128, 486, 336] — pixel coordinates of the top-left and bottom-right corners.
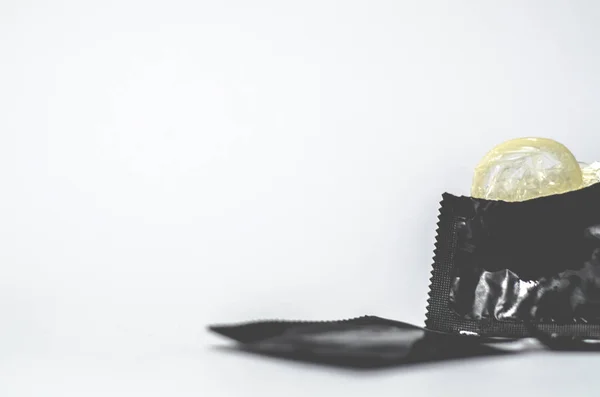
[2, 1, 600, 396]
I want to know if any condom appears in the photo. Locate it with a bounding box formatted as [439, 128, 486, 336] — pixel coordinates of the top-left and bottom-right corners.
[471, 138, 585, 202]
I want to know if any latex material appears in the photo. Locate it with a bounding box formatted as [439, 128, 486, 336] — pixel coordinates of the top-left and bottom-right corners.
[581, 161, 600, 187]
[209, 316, 510, 368]
[472, 137, 583, 201]
[426, 183, 600, 338]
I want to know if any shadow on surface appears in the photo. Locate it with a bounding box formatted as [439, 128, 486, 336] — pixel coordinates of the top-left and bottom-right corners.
[208, 316, 521, 371]
[211, 342, 516, 371]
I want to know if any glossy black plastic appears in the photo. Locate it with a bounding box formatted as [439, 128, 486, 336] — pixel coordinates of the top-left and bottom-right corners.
[426, 183, 600, 338]
[209, 316, 509, 368]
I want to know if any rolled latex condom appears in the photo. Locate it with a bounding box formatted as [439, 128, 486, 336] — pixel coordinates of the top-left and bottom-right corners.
[471, 137, 595, 202]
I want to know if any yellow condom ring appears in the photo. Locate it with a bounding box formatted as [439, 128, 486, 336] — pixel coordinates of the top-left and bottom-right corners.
[472, 137, 583, 202]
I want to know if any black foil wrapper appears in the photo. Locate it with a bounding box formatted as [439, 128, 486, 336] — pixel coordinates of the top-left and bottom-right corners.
[209, 316, 511, 369]
[426, 182, 600, 338]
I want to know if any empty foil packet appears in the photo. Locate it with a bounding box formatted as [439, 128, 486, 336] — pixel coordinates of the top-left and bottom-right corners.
[209, 316, 511, 369]
[426, 182, 600, 338]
